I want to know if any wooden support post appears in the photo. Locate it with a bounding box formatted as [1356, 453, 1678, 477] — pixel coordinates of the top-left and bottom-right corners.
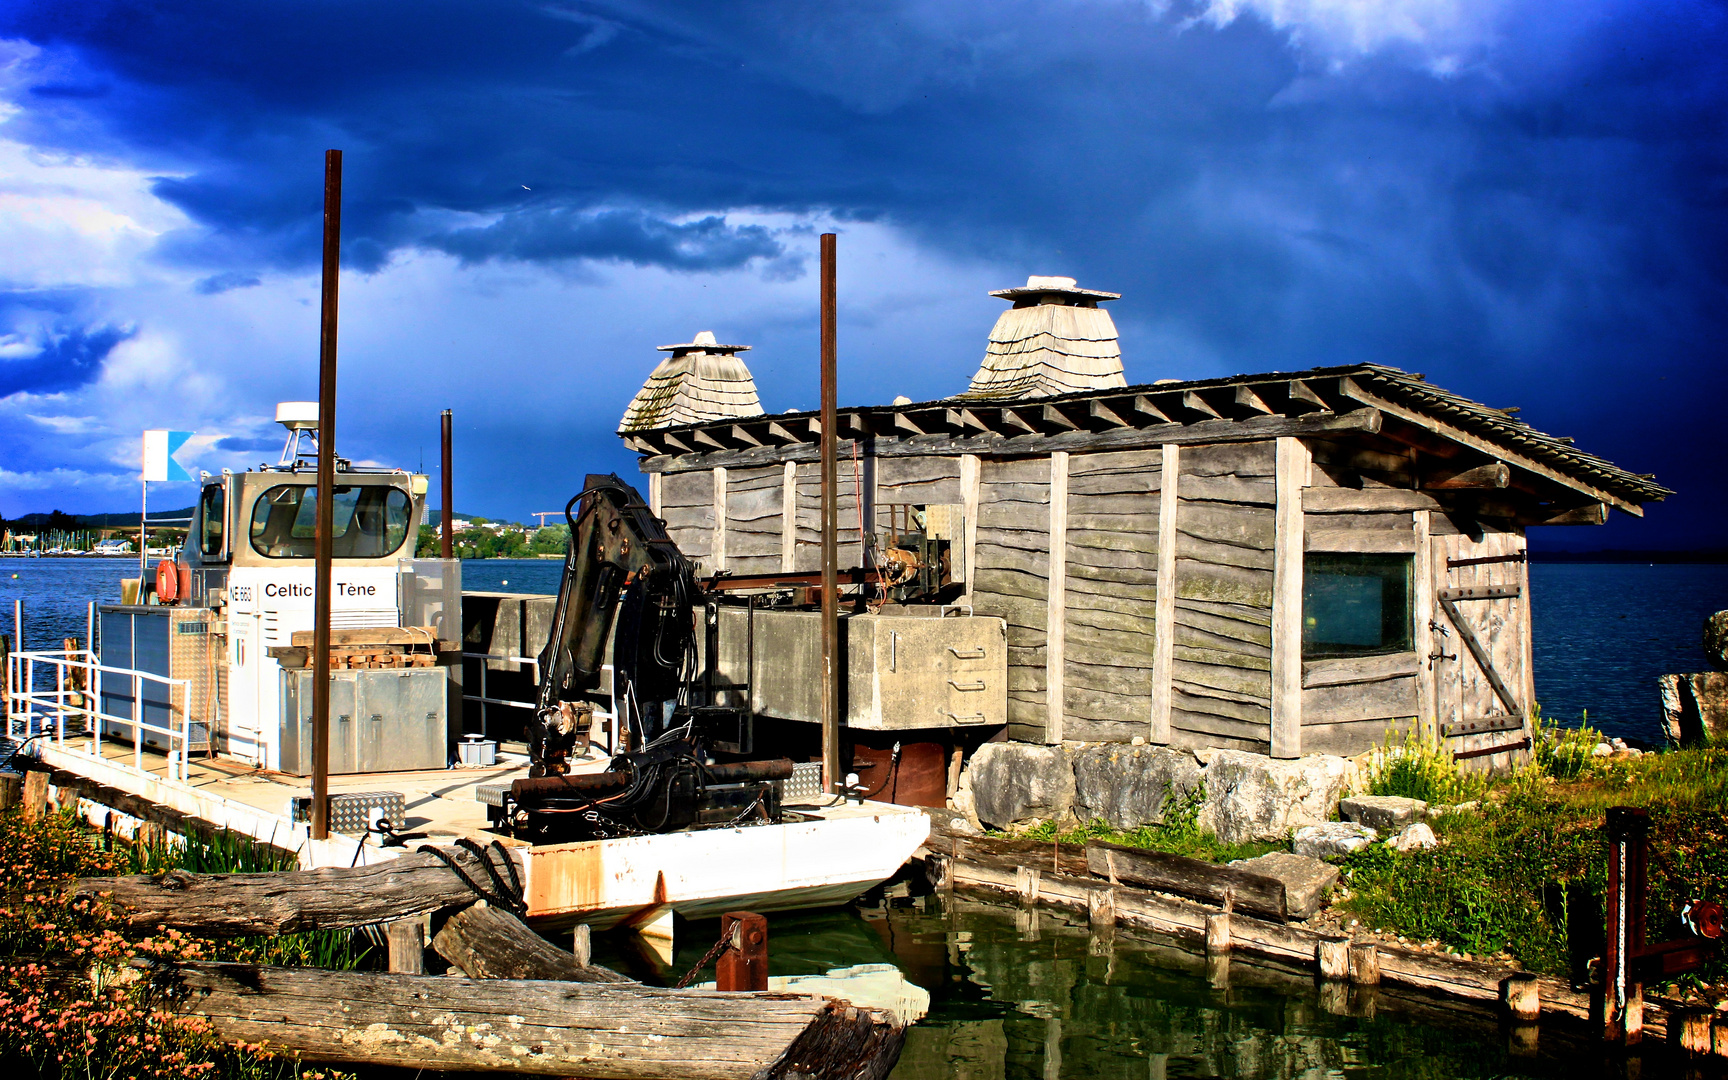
[1713, 1015, 1728, 1058]
[1205, 913, 1232, 954]
[1045, 451, 1068, 745]
[1507, 1022, 1539, 1059]
[960, 454, 980, 588]
[1150, 445, 1178, 745]
[711, 466, 728, 572]
[136, 821, 166, 849]
[311, 148, 343, 843]
[21, 769, 49, 823]
[1270, 436, 1308, 758]
[818, 232, 840, 794]
[0, 772, 19, 810]
[1500, 973, 1540, 1021]
[1088, 887, 1115, 935]
[1348, 941, 1380, 985]
[780, 461, 797, 572]
[387, 918, 426, 975]
[1316, 937, 1350, 980]
[1317, 980, 1348, 1016]
[573, 923, 592, 967]
[1411, 509, 1436, 740]
[1016, 865, 1041, 904]
[1673, 1008, 1713, 1056]
[1206, 950, 1230, 990]
[716, 911, 768, 993]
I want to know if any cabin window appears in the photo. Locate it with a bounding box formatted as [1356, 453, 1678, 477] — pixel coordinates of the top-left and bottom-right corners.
[199, 484, 225, 558]
[1302, 553, 1413, 659]
[249, 484, 412, 559]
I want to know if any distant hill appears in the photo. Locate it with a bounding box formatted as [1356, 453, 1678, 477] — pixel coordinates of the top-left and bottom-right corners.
[5, 507, 195, 529]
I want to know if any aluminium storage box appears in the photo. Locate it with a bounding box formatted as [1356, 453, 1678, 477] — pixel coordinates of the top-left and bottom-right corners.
[279, 667, 448, 775]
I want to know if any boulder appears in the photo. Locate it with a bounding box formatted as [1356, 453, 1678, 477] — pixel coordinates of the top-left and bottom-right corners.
[1072, 745, 1202, 830]
[1293, 822, 1378, 860]
[1228, 852, 1339, 920]
[958, 741, 1076, 829]
[1339, 795, 1428, 833]
[1385, 822, 1440, 853]
[1659, 672, 1728, 747]
[1198, 751, 1351, 845]
[1706, 610, 1728, 671]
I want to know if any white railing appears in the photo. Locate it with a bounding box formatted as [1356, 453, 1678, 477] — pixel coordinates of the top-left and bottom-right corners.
[5, 648, 193, 783]
[461, 653, 615, 753]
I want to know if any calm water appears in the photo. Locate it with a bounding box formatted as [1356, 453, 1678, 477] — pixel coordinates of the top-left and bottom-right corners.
[5, 557, 1723, 743]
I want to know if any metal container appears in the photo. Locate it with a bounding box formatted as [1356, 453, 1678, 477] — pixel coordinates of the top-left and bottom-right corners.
[97, 605, 219, 754]
[279, 667, 448, 775]
[457, 736, 498, 767]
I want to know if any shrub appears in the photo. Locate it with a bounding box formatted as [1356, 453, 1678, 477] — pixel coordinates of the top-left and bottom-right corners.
[1365, 732, 1486, 806]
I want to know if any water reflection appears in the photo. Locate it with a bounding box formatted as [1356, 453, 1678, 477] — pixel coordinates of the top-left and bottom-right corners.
[650, 894, 1669, 1080]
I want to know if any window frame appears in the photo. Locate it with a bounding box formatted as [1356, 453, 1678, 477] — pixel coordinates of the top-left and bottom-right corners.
[247, 483, 413, 560]
[1301, 551, 1416, 661]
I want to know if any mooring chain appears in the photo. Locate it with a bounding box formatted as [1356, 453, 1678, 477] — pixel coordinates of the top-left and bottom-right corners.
[416, 840, 527, 915]
[673, 928, 735, 989]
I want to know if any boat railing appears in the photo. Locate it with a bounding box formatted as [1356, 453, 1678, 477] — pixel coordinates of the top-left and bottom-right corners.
[5, 647, 194, 783]
[461, 652, 616, 753]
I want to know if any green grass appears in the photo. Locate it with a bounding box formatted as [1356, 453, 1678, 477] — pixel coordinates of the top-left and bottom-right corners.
[1005, 784, 1283, 864]
[1364, 730, 1488, 805]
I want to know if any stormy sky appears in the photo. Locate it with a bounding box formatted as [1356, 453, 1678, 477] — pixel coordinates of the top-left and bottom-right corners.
[0, 0, 1722, 551]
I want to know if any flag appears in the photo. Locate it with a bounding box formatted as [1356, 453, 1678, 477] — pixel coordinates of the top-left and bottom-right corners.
[142, 430, 194, 482]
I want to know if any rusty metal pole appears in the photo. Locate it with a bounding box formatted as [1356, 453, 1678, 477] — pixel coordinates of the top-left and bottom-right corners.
[311, 149, 342, 843]
[716, 911, 768, 992]
[819, 233, 840, 794]
[440, 409, 454, 560]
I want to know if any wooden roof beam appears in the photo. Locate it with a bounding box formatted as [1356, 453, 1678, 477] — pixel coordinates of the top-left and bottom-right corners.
[659, 432, 693, 454]
[950, 407, 989, 433]
[1089, 399, 1131, 429]
[894, 412, 926, 436]
[1231, 385, 1275, 417]
[1181, 391, 1223, 420]
[1284, 380, 1328, 413]
[1001, 407, 1036, 434]
[1519, 501, 1608, 526]
[1132, 394, 1173, 423]
[729, 425, 763, 448]
[844, 412, 872, 437]
[1421, 461, 1509, 490]
[767, 421, 805, 445]
[1042, 404, 1081, 431]
[692, 429, 726, 450]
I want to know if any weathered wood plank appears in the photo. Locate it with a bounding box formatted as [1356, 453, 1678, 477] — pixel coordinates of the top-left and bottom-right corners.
[1085, 841, 1287, 921]
[1302, 651, 1419, 688]
[1178, 474, 1276, 506]
[1175, 596, 1271, 628]
[432, 904, 632, 983]
[1271, 436, 1308, 759]
[1306, 527, 1415, 553]
[1170, 686, 1273, 726]
[1173, 561, 1273, 608]
[47, 957, 903, 1080]
[1302, 675, 1419, 726]
[1303, 487, 1443, 513]
[74, 849, 515, 934]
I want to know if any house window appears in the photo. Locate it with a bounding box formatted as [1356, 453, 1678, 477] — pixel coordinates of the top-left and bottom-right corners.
[1303, 553, 1413, 658]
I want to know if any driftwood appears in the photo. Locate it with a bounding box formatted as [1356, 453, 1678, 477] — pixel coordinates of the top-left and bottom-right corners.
[1085, 840, 1288, 922]
[44, 956, 904, 1080]
[75, 848, 506, 934]
[432, 904, 631, 983]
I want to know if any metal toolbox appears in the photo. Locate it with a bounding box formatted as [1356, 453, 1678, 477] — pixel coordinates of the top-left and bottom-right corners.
[97, 605, 219, 754]
[279, 667, 448, 774]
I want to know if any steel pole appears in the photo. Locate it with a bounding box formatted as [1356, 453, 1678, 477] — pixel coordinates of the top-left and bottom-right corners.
[440, 409, 454, 560]
[819, 233, 840, 793]
[311, 149, 342, 842]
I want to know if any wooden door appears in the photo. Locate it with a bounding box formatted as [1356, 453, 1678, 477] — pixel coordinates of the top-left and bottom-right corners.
[1426, 520, 1533, 769]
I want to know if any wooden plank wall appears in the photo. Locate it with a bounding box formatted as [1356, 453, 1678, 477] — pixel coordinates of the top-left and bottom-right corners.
[969, 456, 1052, 742]
[1168, 443, 1277, 755]
[724, 465, 784, 575]
[1061, 449, 1161, 743]
[659, 470, 714, 566]
[791, 461, 864, 572]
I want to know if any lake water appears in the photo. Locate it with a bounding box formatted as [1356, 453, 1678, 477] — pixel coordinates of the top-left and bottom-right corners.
[4, 556, 1723, 744]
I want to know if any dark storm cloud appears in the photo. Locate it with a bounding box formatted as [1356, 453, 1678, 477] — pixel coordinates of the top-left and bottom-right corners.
[2, 0, 1725, 545]
[0, 324, 134, 398]
[193, 271, 261, 294]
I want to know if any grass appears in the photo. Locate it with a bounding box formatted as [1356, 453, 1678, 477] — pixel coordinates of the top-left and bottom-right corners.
[1340, 727, 1728, 992]
[1004, 784, 1284, 865]
[0, 807, 364, 1079]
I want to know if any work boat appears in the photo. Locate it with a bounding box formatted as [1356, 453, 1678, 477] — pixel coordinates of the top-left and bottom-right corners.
[6, 401, 930, 941]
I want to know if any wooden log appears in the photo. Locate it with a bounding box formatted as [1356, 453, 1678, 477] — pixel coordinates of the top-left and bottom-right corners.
[1205, 913, 1231, 953]
[1088, 887, 1116, 934]
[1349, 941, 1381, 986]
[46, 955, 903, 1080]
[0, 772, 19, 810]
[387, 918, 426, 975]
[1672, 1006, 1713, 1055]
[74, 848, 513, 934]
[1085, 841, 1286, 921]
[433, 903, 630, 983]
[1317, 937, 1350, 980]
[574, 922, 593, 966]
[1500, 973, 1540, 1021]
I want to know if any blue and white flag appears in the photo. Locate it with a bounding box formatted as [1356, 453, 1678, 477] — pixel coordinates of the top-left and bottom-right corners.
[142, 430, 194, 482]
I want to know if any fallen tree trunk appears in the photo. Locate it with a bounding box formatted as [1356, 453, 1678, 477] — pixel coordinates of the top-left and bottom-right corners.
[52, 956, 905, 1080]
[74, 848, 508, 934]
[433, 903, 632, 983]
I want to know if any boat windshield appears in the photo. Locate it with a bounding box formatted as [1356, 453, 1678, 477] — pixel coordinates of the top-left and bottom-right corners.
[249, 484, 412, 559]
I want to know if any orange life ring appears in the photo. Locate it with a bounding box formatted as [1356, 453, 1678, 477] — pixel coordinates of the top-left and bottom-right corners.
[155, 559, 182, 604]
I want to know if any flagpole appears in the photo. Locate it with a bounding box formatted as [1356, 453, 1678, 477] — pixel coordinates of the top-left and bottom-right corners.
[139, 435, 147, 593]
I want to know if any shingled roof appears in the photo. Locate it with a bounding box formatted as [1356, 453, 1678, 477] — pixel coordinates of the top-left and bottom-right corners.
[961, 276, 1127, 399]
[618, 331, 764, 433]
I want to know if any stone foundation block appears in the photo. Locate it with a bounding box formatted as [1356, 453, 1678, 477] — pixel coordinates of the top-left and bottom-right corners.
[1293, 822, 1378, 860]
[1073, 745, 1202, 830]
[1199, 751, 1351, 845]
[1228, 851, 1339, 920]
[958, 741, 1076, 829]
[1339, 795, 1428, 833]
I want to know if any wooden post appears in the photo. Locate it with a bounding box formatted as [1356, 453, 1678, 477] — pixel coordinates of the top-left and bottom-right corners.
[573, 923, 592, 967]
[1270, 436, 1309, 758]
[0, 772, 19, 810]
[311, 148, 343, 843]
[1204, 913, 1231, 954]
[1500, 973, 1540, 1021]
[1149, 444, 1178, 745]
[387, 919, 426, 975]
[1045, 451, 1068, 745]
[780, 461, 797, 572]
[1317, 936, 1350, 980]
[1016, 865, 1041, 904]
[1713, 1015, 1728, 1058]
[818, 232, 840, 793]
[716, 911, 768, 993]
[1412, 509, 1436, 740]
[712, 466, 728, 572]
[1088, 887, 1115, 935]
[1673, 1008, 1713, 1056]
[1348, 941, 1380, 985]
[960, 453, 980, 588]
[21, 769, 49, 823]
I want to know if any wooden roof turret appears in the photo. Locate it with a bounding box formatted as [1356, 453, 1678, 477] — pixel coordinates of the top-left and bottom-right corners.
[961, 276, 1127, 400]
[618, 331, 765, 433]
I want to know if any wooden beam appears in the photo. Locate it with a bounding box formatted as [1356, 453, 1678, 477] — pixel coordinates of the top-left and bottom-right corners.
[1436, 594, 1522, 716]
[767, 421, 803, 445]
[1089, 399, 1130, 428]
[1411, 509, 1436, 741]
[1150, 444, 1179, 746]
[1303, 487, 1443, 513]
[660, 432, 693, 454]
[1521, 502, 1608, 526]
[957, 407, 988, 432]
[806, 417, 822, 437]
[730, 425, 763, 448]
[844, 412, 871, 436]
[1439, 584, 1520, 601]
[1285, 380, 1327, 412]
[1001, 407, 1036, 433]
[712, 466, 728, 571]
[1046, 452, 1069, 745]
[43, 956, 903, 1080]
[1422, 462, 1509, 490]
[693, 429, 726, 450]
[780, 461, 797, 572]
[1042, 404, 1080, 431]
[1085, 841, 1289, 922]
[1338, 377, 1643, 515]
[1233, 385, 1274, 415]
[1271, 437, 1308, 759]
[1182, 391, 1222, 420]
[894, 413, 925, 436]
[638, 408, 1383, 473]
[1133, 394, 1172, 423]
[432, 904, 629, 983]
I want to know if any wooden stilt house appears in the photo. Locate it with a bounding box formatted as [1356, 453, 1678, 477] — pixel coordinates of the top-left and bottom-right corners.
[618, 283, 1669, 765]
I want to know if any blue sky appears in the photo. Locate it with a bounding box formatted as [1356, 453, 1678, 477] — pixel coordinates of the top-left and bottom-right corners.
[0, 0, 1722, 550]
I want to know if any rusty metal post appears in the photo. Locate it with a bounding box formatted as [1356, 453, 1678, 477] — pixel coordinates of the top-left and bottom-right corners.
[716, 911, 768, 992]
[311, 148, 342, 842]
[440, 409, 454, 559]
[1604, 805, 1649, 1044]
[819, 233, 840, 793]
